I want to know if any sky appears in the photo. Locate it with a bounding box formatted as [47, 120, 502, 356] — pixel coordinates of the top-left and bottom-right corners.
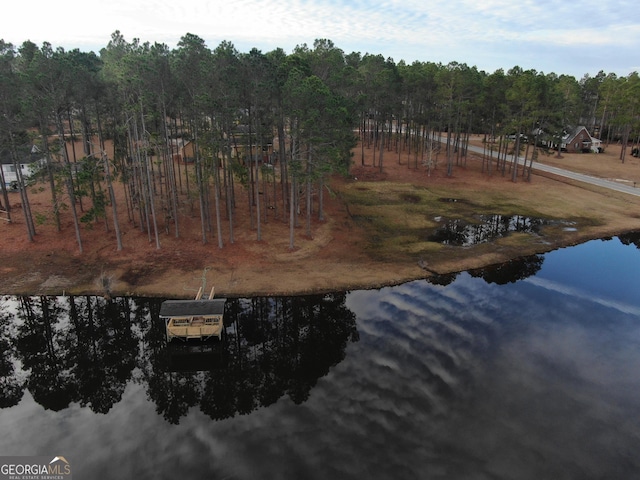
[3, 0, 639, 79]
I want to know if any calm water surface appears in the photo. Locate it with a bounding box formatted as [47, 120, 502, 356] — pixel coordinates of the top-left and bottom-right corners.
[1, 234, 640, 479]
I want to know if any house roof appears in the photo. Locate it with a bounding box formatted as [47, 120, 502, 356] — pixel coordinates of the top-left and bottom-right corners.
[0, 145, 43, 165]
[563, 126, 592, 144]
[160, 298, 226, 317]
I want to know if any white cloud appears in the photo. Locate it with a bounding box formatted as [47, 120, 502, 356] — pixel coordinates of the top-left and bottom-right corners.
[2, 0, 639, 76]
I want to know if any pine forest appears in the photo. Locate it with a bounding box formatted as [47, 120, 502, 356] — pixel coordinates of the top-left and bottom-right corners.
[1, 32, 639, 253]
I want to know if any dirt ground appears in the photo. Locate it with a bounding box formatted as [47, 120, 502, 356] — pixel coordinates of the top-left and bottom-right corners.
[1, 138, 640, 298]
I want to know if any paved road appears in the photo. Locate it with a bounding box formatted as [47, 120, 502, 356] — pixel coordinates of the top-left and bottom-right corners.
[456, 140, 640, 198]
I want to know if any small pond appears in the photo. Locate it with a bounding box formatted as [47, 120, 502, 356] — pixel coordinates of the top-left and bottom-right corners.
[428, 214, 573, 246]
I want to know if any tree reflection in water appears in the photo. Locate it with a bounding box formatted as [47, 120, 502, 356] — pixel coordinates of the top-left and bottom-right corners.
[146, 294, 358, 424]
[0, 299, 23, 408]
[0, 292, 358, 425]
[619, 230, 640, 249]
[468, 255, 545, 284]
[426, 254, 544, 287]
[7, 296, 138, 413]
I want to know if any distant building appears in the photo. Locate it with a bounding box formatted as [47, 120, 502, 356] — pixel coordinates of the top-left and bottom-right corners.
[168, 138, 196, 163]
[0, 145, 45, 189]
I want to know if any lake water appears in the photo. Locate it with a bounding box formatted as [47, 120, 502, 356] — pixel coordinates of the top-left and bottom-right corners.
[1, 234, 639, 479]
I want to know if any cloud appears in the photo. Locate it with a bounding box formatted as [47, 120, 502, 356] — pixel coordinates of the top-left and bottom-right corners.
[2, 0, 639, 76]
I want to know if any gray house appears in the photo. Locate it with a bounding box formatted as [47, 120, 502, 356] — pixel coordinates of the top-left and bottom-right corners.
[1, 145, 44, 189]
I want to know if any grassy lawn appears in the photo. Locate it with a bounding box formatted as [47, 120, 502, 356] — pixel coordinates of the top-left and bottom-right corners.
[338, 150, 640, 273]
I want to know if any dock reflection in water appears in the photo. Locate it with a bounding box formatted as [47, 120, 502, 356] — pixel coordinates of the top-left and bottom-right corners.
[0, 234, 639, 479]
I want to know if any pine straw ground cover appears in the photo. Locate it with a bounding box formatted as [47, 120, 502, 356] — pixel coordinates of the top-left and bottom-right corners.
[1, 139, 640, 297]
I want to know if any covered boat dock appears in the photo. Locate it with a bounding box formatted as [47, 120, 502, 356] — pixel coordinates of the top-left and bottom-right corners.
[160, 293, 226, 341]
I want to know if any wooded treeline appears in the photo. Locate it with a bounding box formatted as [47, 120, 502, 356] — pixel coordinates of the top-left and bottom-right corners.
[1, 33, 639, 252]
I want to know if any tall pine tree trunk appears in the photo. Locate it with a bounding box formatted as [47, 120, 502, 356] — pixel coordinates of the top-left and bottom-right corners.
[55, 113, 83, 253]
[96, 105, 123, 250]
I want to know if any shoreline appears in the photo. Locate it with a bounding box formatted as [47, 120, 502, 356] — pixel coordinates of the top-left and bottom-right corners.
[1, 224, 636, 299]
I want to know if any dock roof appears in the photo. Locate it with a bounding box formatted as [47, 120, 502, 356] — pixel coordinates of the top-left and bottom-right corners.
[160, 298, 226, 317]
